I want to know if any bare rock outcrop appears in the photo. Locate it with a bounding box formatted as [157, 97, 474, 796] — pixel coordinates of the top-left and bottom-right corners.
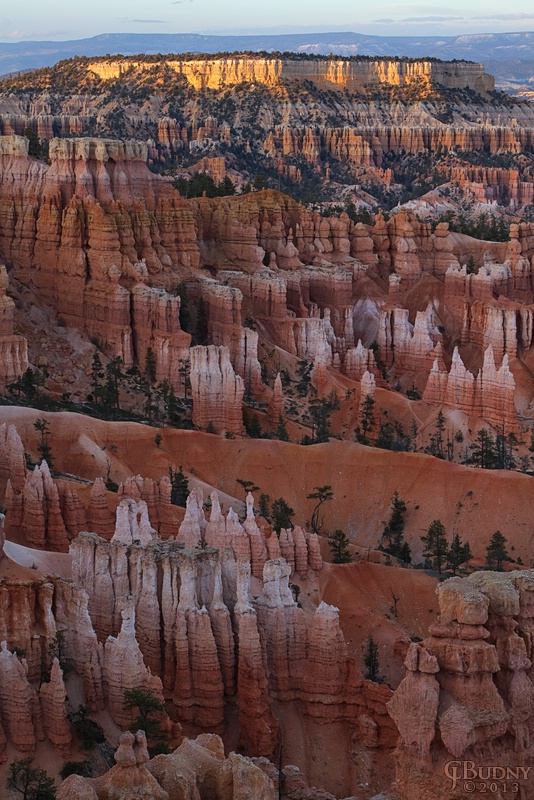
[5, 460, 71, 551]
[132, 280, 192, 393]
[39, 657, 72, 757]
[267, 373, 287, 428]
[0, 264, 28, 388]
[103, 606, 165, 728]
[235, 562, 280, 758]
[0, 641, 43, 754]
[89, 477, 116, 539]
[112, 498, 157, 546]
[58, 730, 168, 800]
[190, 345, 245, 436]
[0, 135, 198, 371]
[58, 730, 279, 800]
[424, 344, 519, 432]
[389, 570, 534, 800]
[0, 421, 27, 492]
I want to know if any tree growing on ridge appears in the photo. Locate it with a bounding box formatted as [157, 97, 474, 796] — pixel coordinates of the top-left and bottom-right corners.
[363, 635, 382, 683]
[236, 478, 260, 498]
[425, 410, 445, 459]
[34, 418, 54, 470]
[169, 466, 189, 507]
[382, 491, 411, 562]
[486, 531, 511, 571]
[447, 533, 472, 575]
[123, 688, 168, 756]
[328, 529, 352, 564]
[271, 498, 294, 533]
[469, 429, 497, 470]
[355, 394, 375, 445]
[307, 485, 333, 534]
[421, 519, 448, 574]
[259, 493, 271, 522]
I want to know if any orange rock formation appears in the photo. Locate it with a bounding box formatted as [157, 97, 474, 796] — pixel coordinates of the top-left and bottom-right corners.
[389, 570, 534, 800]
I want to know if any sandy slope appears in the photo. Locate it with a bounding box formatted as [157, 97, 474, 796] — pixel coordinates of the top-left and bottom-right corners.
[1, 407, 531, 566]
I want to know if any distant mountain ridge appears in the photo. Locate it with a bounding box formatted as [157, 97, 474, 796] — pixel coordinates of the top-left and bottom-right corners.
[1, 31, 534, 93]
[0, 30, 534, 72]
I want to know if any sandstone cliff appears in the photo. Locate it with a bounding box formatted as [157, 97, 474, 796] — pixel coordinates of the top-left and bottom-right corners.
[0, 264, 28, 388]
[86, 57, 494, 93]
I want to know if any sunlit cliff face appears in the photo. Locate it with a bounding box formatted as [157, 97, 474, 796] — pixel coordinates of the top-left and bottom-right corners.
[86, 57, 494, 93]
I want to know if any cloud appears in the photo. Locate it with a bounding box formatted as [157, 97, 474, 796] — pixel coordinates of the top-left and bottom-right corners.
[373, 14, 464, 24]
[2, 29, 25, 38]
[117, 18, 168, 24]
[471, 12, 534, 20]
[373, 9, 534, 26]
[406, 16, 463, 22]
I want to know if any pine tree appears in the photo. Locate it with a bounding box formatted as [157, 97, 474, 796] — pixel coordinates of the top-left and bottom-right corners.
[259, 493, 271, 521]
[34, 418, 54, 470]
[296, 360, 312, 396]
[275, 414, 290, 442]
[68, 705, 105, 751]
[8, 757, 56, 800]
[178, 359, 190, 399]
[217, 176, 236, 196]
[328, 529, 352, 563]
[495, 428, 517, 470]
[102, 357, 123, 416]
[356, 394, 376, 445]
[447, 533, 472, 575]
[23, 127, 42, 158]
[236, 478, 260, 497]
[382, 491, 410, 561]
[426, 410, 446, 459]
[165, 385, 180, 424]
[271, 498, 294, 533]
[376, 422, 395, 450]
[421, 519, 449, 574]
[244, 411, 262, 438]
[11, 367, 44, 400]
[486, 530, 511, 571]
[169, 466, 189, 507]
[399, 541, 412, 563]
[144, 347, 157, 385]
[309, 395, 336, 443]
[469, 429, 497, 469]
[363, 635, 382, 682]
[90, 351, 104, 404]
[123, 687, 165, 740]
[307, 485, 334, 534]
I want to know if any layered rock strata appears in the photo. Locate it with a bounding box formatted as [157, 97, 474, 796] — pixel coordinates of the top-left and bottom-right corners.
[389, 570, 534, 800]
[0, 264, 28, 387]
[190, 345, 246, 436]
[423, 345, 518, 432]
[64, 489, 396, 759]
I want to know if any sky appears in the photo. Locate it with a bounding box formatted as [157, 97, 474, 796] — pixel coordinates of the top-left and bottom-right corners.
[2, 1, 534, 42]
